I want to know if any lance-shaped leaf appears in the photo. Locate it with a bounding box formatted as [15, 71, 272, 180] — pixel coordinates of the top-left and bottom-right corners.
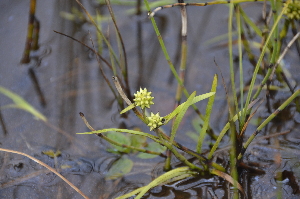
[197, 74, 217, 153]
[210, 169, 245, 195]
[170, 91, 196, 143]
[120, 103, 135, 114]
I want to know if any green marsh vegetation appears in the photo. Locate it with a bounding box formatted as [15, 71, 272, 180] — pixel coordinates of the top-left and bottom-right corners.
[1, 0, 300, 198]
[77, 0, 300, 198]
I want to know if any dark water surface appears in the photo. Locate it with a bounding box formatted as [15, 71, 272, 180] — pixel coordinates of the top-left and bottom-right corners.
[1, 1, 300, 199]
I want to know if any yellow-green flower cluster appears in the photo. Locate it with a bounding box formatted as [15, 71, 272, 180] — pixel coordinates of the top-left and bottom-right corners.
[147, 112, 163, 131]
[133, 88, 154, 109]
[284, 1, 300, 20]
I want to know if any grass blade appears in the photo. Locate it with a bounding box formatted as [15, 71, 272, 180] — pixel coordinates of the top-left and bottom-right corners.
[170, 91, 196, 144]
[196, 75, 217, 153]
[0, 86, 47, 122]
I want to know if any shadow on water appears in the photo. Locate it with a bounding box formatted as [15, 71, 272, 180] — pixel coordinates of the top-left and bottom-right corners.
[0, 0, 300, 198]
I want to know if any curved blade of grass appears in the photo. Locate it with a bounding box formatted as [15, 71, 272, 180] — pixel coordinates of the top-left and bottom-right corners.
[210, 169, 245, 195]
[115, 166, 195, 199]
[164, 92, 215, 123]
[135, 166, 196, 199]
[0, 86, 47, 122]
[170, 91, 196, 144]
[196, 75, 217, 153]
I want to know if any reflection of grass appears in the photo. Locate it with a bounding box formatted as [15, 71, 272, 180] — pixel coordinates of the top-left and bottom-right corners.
[0, 86, 46, 122]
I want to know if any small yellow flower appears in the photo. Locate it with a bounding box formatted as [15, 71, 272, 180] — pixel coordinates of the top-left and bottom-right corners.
[133, 88, 154, 109]
[147, 112, 164, 131]
[284, 1, 300, 20]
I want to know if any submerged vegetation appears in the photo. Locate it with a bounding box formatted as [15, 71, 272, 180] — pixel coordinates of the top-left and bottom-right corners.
[1, 0, 300, 198]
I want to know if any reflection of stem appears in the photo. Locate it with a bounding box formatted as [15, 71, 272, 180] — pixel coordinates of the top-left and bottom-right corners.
[0, 110, 8, 135]
[175, 0, 187, 106]
[28, 68, 46, 107]
[136, 0, 142, 15]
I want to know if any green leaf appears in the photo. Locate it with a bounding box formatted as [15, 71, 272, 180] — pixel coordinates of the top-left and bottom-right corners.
[105, 157, 133, 180]
[210, 169, 245, 195]
[134, 167, 196, 199]
[120, 103, 135, 114]
[106, 131, 131, 153]
[170, 91, 196, 143]
[164, 92, 215, 123]
[197, 74, 217, 153]
[137, 142, 166, 159]
[0, 86, 47, 121]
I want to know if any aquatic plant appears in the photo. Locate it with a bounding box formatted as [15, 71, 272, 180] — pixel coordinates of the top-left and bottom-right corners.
[2, 0, 299, 198]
